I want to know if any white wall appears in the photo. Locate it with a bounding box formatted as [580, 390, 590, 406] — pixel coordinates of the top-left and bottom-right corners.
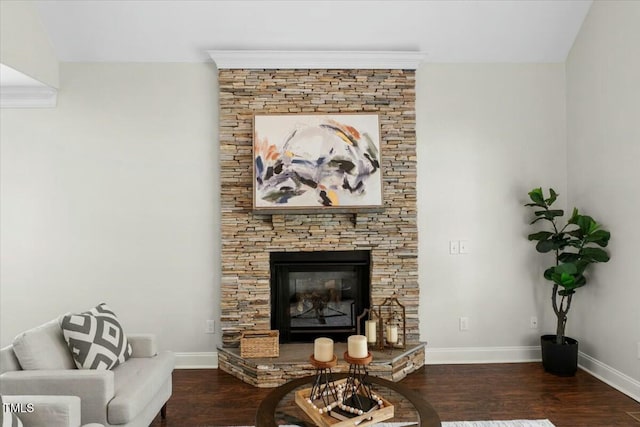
[416, 64, 567, 361]
[1, 61, 568, 365]
[566, 0, 640, 392]
[0, 1, 59, 88]
[0, 63, 220, 355]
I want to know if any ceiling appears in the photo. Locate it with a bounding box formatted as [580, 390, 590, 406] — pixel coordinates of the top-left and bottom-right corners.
[34, 0, 593, 63]
[0, 64, 50, 87]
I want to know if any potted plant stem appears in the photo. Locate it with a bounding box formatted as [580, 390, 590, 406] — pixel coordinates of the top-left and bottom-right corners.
[525, 187, 611, 376]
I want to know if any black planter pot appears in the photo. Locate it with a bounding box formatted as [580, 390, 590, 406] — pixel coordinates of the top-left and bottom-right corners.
[540, 334, 578, 376]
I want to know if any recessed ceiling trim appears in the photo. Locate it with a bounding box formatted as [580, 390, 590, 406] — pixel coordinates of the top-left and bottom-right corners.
[0, 87, 58, 108]
[207, 50, 426, 70]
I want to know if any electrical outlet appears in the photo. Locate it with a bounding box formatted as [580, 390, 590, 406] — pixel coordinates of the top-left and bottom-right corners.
[459, 240, 469, 254]
[530, 316, 538, 329]
[450, 240, 460, 255]
[205, 320, 215, 334]
[459, 316, 469, 331]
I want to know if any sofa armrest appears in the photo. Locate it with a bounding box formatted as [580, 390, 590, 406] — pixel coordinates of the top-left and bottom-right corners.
[0, 370, 114, 424]
[1, 345, 21, 374]
[2, 395, 83, 427]
[127, 334, 157, 358]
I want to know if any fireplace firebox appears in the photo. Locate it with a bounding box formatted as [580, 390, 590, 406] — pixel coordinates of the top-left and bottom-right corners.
[270, 250, 371, 343]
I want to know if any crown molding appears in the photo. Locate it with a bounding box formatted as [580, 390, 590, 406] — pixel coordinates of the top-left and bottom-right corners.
[207, 50, 425, 70]
[1, 86, 58, 108]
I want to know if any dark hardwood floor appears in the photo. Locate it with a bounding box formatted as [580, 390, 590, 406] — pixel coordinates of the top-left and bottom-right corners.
[149, 363, 640, 427]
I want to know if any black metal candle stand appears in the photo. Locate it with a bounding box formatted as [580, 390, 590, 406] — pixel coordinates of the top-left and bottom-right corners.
[308, 354, 339, 413]
[338, 351, 382, 415]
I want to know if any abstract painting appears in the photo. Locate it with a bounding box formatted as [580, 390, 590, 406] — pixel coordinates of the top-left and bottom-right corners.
[253, 114, 382, 210]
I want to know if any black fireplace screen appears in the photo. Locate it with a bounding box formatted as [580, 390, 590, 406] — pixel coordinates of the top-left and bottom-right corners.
[289, 270, 356, 328]
[270, 251, 370, 343]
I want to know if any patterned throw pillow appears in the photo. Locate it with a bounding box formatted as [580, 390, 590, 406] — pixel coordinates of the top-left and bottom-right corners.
[61, 303, 133, 370]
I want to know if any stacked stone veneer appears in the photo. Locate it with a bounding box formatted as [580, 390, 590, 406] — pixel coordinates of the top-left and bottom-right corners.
[219, 68, 418, 348]
[217, 344, 425, 388]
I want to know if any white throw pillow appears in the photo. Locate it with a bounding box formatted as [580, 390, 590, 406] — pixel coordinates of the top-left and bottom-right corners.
[12, 318, 76, 370]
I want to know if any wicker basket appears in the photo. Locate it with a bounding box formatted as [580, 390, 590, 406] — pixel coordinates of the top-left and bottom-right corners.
[240, 330, 279, 358]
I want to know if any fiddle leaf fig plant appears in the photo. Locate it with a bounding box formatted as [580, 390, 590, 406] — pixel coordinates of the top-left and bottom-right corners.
[525, 187, 611, 344]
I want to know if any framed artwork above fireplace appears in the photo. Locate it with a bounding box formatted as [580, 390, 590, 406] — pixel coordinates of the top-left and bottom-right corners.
[253, 114, 382, 212]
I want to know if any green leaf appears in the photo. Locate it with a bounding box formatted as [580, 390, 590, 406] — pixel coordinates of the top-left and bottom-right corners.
[544, 267, 555, 281]
[536, 239, 556, 253]
[580, 247, 610, 263]
[585, 229, 611, 247]
[566, 240, 583, 249]
[546, 188, 558, 206]
[567, 229, 584, 239]
[552, 272, 576, 287]
[555, 263, 577, 275]
[558, 288, 576, 296]
[568, 208, 579, 224]
[558, 252, 580, 263]
[534, 210, 564, 220]
[530, 216, 554, 225]
[528, 231, 553, 241]
[561, 273, 576, 287]
[553, 234, 571, 247]
[528, 188, 545, 206]
[575, 260, 591, 274]
[577, 215, 597, 234]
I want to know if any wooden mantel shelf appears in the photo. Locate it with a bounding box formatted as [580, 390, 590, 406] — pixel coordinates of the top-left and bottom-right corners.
[261, 209, 384, 229]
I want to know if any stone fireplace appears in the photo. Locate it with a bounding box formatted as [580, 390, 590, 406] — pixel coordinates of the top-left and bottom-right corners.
[214, 55, 420, 362]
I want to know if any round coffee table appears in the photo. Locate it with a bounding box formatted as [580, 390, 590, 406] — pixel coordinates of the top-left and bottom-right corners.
[256, 373, 441, 426]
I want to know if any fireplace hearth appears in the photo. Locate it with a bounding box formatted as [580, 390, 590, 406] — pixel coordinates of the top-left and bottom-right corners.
[270, 250, 370, 343]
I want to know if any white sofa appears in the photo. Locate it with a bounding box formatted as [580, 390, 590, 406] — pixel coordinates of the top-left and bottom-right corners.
[0, 318, 175, 427]
[2, 395, 103, 427]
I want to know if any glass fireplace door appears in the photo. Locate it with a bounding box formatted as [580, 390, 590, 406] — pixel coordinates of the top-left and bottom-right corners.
[289, 268, 356, 329]
[271, 251, 370, 343]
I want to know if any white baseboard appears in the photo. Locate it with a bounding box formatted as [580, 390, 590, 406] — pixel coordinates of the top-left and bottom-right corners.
[425, 346, 541, 364]
[578, 351, 640, 403]
[174, 352, 218, 369]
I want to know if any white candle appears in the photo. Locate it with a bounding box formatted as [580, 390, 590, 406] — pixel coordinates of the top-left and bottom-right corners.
[314, 337, 334, 362]
[386, 325, 398, 343]
[365, 320, 377, 343]
[347, 335, 368, 359]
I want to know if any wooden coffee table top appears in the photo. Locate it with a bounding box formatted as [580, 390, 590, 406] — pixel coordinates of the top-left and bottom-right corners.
[256, 373, 441, 427]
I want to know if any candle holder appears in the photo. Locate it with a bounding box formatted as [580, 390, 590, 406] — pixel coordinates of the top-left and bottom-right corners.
[308, 354, 339, 414]
[339, 351, 383, 416]
[376, 294, 407, 352]
[357, 308, 381, 350]
[295, 352, 394, 425]
[385, 315, 400, 355]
